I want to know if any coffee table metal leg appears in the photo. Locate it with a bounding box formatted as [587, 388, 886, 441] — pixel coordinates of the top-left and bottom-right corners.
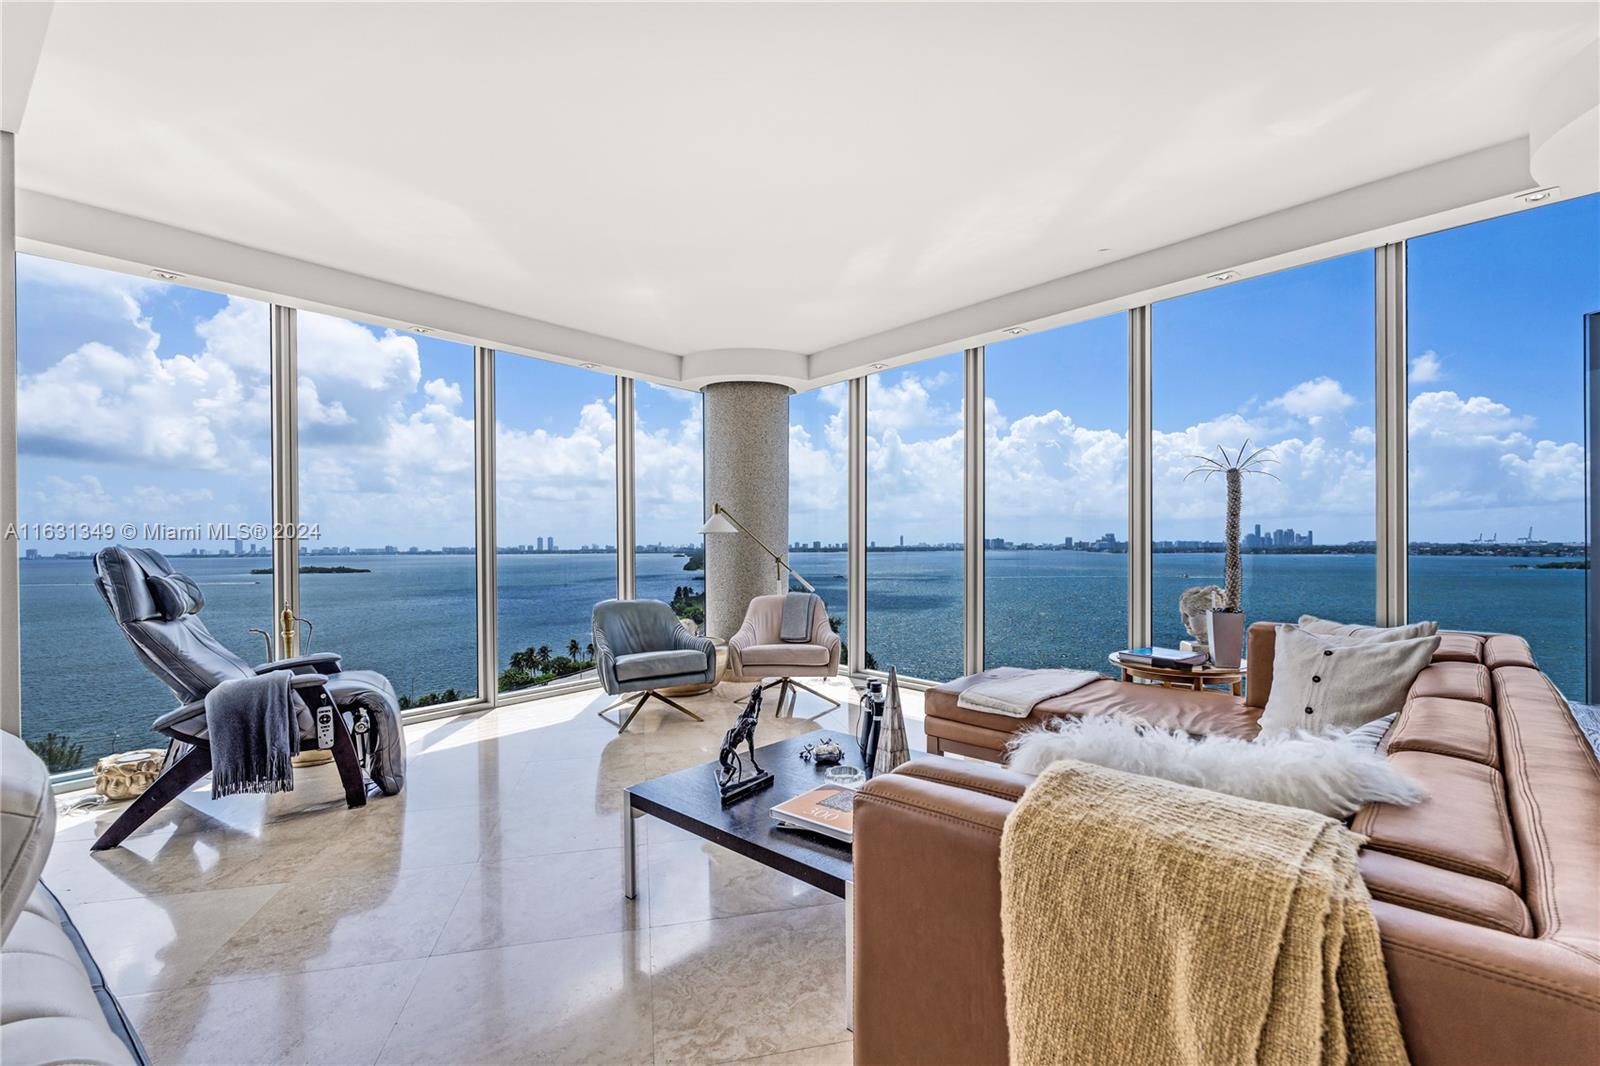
[622, 796, 639, 899]
[845, 879, 854, 1033]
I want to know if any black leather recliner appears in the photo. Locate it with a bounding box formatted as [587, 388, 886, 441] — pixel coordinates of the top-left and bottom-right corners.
[88, 546, 405, 851]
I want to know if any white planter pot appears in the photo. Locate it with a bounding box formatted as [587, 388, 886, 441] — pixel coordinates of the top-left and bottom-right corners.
[1207, 610, 1245, 668]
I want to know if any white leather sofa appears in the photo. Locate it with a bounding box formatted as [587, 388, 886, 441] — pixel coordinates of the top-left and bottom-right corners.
[1, 731, 145, 1065]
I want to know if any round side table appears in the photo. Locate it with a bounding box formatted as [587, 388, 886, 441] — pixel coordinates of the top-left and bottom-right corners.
[1107, 652, 1247, 697]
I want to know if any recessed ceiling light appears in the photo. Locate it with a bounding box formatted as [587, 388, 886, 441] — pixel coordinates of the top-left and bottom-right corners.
[150, 269, 184, 281]
[1096, 247, 1112, 253]
[580, 363, 599, 369]
[1519, 187, 1557, 204]
[410, 326, 432, 334]
[1002, 327, 1028, 336]
[869, 363, 888, 370]
[1208, 270, 1239, 282]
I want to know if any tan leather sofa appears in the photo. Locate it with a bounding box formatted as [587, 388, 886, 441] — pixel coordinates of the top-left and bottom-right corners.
[1, 731, 145, 1065]
[854, 627, 1600, 1066]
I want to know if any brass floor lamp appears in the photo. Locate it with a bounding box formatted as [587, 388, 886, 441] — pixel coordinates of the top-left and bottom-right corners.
[698, 503, 841, 715]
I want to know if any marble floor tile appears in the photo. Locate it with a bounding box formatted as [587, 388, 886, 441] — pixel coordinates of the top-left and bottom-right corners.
[121, 958, 424, 1066]
[197, 864, 473, 982]
[433, 849, 645, 955]
[69, 883, 285, 995]
[377, 930, 655, 1065]
[46, 680, 877, 1065]
[649, 903, 849, 1065]
[646, 838, 834, 928]
[290, 801, 493, 878]
[44, 821, 301, 906]
[727, 1041, 854, 1066]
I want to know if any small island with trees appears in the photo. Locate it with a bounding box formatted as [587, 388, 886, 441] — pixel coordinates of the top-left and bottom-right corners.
[251, 565, 371, 574]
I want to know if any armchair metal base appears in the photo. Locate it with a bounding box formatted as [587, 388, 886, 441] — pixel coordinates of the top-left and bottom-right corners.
[758, 677, 842, 719]
[598, 690, 706, 733]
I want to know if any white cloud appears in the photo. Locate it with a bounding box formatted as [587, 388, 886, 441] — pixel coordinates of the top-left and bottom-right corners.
[1409, 390, 1531, 445]
[423, 377, 463, 409]
[634, 393, 704, 544]
[1267, 376, 1355, 423]
[867, 371, 959, 435]
[1151, 410, 1374, 538]
[497, 399, 619, 545]
[18, 333, 270, 475]
[1409, 350, 1443, 384]
[1407, 389, 1582, 535]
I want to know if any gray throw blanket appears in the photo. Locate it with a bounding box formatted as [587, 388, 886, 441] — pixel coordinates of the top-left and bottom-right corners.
[781, 591, 815, 642]
[205, 670, 299, 798]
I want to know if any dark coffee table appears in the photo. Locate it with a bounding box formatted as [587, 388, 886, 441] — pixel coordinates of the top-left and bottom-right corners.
[622, 729, 858, 898]
[623, 729, 863, 1027]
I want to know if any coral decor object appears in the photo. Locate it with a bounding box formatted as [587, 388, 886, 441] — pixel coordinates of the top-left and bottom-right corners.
[1184, 441, 1279, 612]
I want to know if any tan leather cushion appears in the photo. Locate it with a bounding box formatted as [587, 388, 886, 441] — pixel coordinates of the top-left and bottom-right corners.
[1353, 751, 1520, 889]
[1244, 622, 1277, 709]
[925, 674, 1260, 742]
[733, 642, 832, 668]
[1408, 661, 1492, 704]
[1359, 849, 1531, 936]
[1431, 632, 1484, 663]
[1493, 666, 1600, 952]
[1388, 697, 1499, 767]
[1484, 634, 1537, 671]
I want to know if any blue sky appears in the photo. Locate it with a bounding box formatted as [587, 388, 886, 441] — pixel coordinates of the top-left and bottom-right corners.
[812, 195, 1595, 547]
[14, 193, 1596, 556]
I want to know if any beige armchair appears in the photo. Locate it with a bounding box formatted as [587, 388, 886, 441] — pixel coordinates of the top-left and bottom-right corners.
[726, 593, 842, 716]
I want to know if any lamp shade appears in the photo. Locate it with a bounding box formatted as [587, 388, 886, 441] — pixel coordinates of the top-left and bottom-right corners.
[697, 511, 740, 535]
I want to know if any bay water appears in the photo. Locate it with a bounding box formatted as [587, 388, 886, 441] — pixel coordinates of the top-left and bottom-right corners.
[19, 549, 1586, 769]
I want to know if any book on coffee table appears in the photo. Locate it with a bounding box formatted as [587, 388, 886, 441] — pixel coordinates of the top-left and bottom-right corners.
[771, 785, 855, 843]
[1118, 646, 1208, 670]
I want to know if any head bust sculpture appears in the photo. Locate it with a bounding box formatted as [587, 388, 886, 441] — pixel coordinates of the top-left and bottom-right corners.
[1179, 584, 1224, 642]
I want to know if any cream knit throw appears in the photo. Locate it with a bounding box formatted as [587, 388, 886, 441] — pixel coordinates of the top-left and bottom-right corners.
[1000, 760, 1409, 1066]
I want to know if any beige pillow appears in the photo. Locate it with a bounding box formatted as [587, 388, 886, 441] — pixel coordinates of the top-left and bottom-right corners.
[1261, 625, 1440, 737]
[1297, 615, 1439, 642]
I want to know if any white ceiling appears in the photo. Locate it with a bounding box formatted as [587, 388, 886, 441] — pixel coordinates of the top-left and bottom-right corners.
[13, 2, 1598, 366]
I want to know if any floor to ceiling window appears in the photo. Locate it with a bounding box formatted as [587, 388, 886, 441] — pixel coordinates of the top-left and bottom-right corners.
[634, 382, 705, 628]
[494, 354, 617, 694]
[14, 256, 273, 771]
[1407, 194, 1596, 700]
[866, 353, 965, 679]
[1152, 252, 1376, 649]
[296, 313, 478, 708]
[788, 383, 850, 660]
[985, 316, 1128, 671]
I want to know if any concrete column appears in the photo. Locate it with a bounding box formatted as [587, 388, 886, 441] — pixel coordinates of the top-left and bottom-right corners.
[703, 381, 790, 640]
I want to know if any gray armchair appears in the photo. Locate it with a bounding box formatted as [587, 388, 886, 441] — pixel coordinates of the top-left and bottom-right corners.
[87, 546, 405, 851]
[591, 598, 717, 732]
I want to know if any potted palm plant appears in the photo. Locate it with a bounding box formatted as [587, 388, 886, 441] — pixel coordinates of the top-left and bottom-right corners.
[1186, 441, 1277, 667]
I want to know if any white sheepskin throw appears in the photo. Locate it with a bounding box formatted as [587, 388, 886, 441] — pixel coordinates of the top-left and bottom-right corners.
[1007, 714, 1424, 819]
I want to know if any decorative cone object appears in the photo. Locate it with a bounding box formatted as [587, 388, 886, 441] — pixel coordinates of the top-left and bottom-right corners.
[874, 667, 911, 775]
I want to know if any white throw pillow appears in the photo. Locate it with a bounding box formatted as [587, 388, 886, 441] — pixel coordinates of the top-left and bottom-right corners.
[1007, 714, 1424, 819]
[1297, 614, 1439, 642]
[1261, 625, 1439, 737]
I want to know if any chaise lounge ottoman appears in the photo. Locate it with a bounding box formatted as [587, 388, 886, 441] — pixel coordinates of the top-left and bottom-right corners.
[923, 623, 1280, 760]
